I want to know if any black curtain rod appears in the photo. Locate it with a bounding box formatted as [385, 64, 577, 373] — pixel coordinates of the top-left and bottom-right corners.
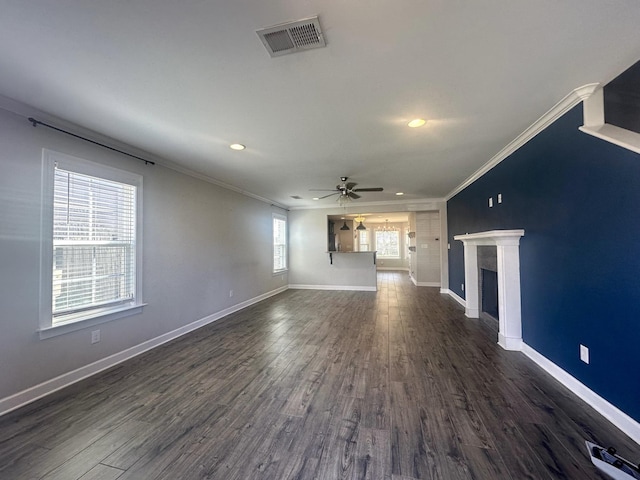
[28, 117, 155, 166]
[271, 204, 289, 211]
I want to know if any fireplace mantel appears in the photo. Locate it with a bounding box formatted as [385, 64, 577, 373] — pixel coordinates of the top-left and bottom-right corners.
[454, 229, 525, 351]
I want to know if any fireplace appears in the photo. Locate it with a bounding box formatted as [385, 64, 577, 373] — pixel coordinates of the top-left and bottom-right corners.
[454, 230, 525, 351]
[478, 246, 498, 321]
[481, 269, 499, 319]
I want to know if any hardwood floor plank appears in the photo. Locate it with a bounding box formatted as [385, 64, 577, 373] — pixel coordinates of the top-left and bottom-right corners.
[517, 422, 609, 480]
[77, 464, 125, 480]
[459, 444, 513, 480]
[40, 420, 147, 480]
[470, 401, 552, 480]
[315, 399, 362, 479]
[352, 428, 392, 480]
[390, 381, 440, 480]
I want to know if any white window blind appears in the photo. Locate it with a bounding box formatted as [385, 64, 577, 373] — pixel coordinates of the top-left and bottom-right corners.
[52, 166, 136, 322]
[273, 215, 287, 272]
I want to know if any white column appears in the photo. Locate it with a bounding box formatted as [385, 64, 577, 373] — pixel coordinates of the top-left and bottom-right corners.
[496, 241, 522, 350]
[463, 242, 479, 318]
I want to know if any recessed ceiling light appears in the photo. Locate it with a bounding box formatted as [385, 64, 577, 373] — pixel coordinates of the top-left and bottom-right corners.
[407, 118, 426, 128]
[229, 143, 245, 150]
[312, 197, 320, 201]
[396, 192, 404, 196]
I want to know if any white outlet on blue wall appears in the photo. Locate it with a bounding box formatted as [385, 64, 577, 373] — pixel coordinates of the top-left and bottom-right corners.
[580, 344, 589, 364]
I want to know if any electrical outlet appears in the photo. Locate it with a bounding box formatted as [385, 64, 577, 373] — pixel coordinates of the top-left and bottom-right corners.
[580, 344, 589, 364]
[91, 330, 100, 344]
[461, 283, 465, 292]
[488, 197, 493, 207]
[498, 193, 502, 203]
[229, 290, 234, 298]
[448, 243, 451, 250]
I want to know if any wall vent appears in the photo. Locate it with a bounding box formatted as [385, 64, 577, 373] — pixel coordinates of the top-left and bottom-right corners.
[257, 16, 325, 57]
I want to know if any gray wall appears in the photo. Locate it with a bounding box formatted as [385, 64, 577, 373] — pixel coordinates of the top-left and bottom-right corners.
[289, 209, 376, 289]
[0, 104, 287, 402]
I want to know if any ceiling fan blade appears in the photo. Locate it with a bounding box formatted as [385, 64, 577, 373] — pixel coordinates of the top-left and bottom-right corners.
[348, 192, 361, 199]
[309, 188, 339, 192]
[353, 187, 383, 192]
[346, 182, 357, 190]
[317, 192, 340, 199]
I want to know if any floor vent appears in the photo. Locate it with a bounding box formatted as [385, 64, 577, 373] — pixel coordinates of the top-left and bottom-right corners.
[257, 16, 325, 57]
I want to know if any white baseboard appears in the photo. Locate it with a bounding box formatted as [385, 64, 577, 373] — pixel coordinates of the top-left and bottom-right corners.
[376, 267, 409, 271]
[414, 281, 441, 287]
[0, 286, 289, 417]
[521, 343, 640, 445]
[442, 288, 466, 308]
[288, 284, 377, 292]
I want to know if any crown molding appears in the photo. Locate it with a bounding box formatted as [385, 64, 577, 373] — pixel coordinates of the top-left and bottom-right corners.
[446, 83, 600, 201]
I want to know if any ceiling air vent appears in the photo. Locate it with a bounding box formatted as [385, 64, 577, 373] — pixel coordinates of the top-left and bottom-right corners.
[257, 16, 325, 57]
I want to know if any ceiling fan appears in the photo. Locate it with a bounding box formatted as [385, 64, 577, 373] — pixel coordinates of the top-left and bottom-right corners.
[310, 177, 383, 200]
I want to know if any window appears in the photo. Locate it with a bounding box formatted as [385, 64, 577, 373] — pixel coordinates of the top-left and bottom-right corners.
[358, 230, 369, 251]
[375, 230, 400, 258]
[40, 150, 144, 338]
[273, 214, 287, 273]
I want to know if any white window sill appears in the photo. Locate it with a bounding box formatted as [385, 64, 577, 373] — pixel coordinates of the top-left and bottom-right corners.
[273, 269, 288, 276]
[39, 302, 147, 340]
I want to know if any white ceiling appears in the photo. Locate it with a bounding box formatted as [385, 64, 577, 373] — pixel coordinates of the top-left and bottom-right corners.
[1, 1, 639, 208]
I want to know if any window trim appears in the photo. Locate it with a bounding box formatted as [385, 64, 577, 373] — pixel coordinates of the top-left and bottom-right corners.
[39, 149, 145, 339]
[272, 213, 288, 274]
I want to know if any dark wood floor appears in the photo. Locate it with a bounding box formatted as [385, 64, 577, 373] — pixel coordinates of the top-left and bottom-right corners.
[1, 272, 637, 479]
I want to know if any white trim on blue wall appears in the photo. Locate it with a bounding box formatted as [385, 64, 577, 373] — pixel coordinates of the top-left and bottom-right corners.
[443, 285, 640, 444]
[579, 84, 640, 155]
[522, 344, 640, 445]
[441, 288, 465, 308]
[446, 84, 600, 200]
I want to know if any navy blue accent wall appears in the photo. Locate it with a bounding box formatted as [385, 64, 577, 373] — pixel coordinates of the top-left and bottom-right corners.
[447, 104, 640, 422]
